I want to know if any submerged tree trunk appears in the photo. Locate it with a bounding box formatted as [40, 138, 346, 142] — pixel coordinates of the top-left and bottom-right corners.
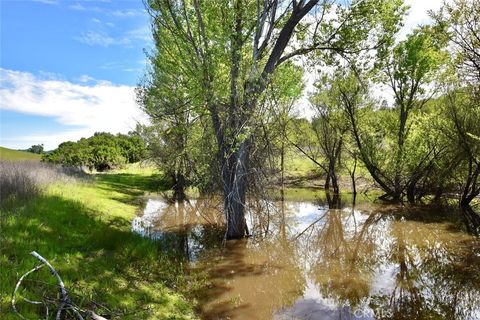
[280, 187, 286, 242]
[330, 165, 340, 195]
[350, 155, 357, 196]
[219, 0, 321, 239]
[347, 155, 358, 205]
[172, 172, 187, 201]
[460, 158, 480, 207]
[324, 171, 331, 190]
[280, 141, 285, 187]
[224, 140, 250, 239]
[433, 186, 444, 202]
[326, 190, 341, 209]
[406, 183, 415, 204]
[461, 205, 480, 236]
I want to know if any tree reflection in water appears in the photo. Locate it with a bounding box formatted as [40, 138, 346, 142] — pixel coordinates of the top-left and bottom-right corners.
[132, 195, 480, 320]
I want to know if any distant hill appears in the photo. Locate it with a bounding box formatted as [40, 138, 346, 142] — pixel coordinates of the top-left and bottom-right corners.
[0, 146, 41, 161]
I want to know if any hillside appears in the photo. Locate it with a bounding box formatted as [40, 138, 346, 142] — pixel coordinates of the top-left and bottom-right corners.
[0, 146, 41, 161]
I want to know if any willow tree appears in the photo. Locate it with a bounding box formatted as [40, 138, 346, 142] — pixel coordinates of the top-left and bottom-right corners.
[335, 27, 448, 203]
[432, 0, 480, 208]
[385, 27, 448, 202]
[139, 0, 405, 239]
[292, 78, 349, 195]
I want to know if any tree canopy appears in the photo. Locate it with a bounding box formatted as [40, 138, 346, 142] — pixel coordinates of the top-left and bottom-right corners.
[43, 132, 146, 171]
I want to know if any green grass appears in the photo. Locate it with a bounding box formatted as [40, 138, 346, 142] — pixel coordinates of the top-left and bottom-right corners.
[282, 149, 376, 193]
[0, 164, 197, 319]
[284, 149, 318, 178]
[0, 147, 41, 161]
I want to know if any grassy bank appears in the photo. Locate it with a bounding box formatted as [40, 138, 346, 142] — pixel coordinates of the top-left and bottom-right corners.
[0, 147, 41, 161]
[0, 162, 197, 319]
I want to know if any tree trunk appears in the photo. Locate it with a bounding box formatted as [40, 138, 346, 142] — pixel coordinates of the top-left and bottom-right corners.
[345, 101, 396, 197]
[224, 140, 249, 239]
[433, 186, 443, 202]
[280, 141, 285, 187]
[330, 165, 340, 195]
[217, 0, 320, 240]
[325, 190, 341, 209]
[280, 187, 286, 242]
[350, 155, 357, 196]
[461, 205, 480, 236]
[460, 158, 480, 207]
[172, 173, 187, 201]
[324, 170, 331, 190]
[406, 182, 416, 204]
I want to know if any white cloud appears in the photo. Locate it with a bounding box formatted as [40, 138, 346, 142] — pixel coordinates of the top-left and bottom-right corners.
[68, 3, 102, 12]
[398, 0, 444, 40]
[37, 70, 66, 81]
[67, 4, 143, 17]
[69, 3, 87, 11]
[75, 31, 121, 47]
[125, 25, 151, 42]
[0, 68, 147, 150]
[32, 0, 58, 5]
[78, 74, 97, 83]
[75, 25, 151, 48]
[110, 9, 143, 17]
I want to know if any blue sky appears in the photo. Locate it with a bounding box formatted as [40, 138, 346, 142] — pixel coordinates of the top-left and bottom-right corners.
[0, 0, 441, 150]
[1, 0, 152, 150]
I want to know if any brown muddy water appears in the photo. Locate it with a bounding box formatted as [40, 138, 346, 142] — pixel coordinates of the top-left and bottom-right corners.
[132, 195, 480, 320]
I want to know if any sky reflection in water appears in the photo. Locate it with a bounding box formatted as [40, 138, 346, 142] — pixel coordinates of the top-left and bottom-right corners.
[132, 197, 480, 320]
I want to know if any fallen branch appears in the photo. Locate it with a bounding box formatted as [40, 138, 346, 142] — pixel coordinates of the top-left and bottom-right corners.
[12, 263, 45, 320]
[12, 251, 108, 320]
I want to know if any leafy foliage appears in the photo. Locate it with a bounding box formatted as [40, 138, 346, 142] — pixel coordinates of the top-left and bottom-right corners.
[27, 144, 44, 154]
[43, 132, 146, 171]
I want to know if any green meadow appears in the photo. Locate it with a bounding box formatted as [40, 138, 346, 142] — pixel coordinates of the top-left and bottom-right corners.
[0, 161, 199, 319]
[0, 147, 41, 161]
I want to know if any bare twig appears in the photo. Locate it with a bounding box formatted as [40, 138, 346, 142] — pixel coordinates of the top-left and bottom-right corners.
[12, 251, 90, 320]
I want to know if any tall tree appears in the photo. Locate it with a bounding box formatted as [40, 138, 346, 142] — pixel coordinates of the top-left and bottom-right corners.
[258, 62, 304, 188]
[292, 76, 349, 194]
[432, 0, 480, 208]
[140, 0, 405, 238]
[383, 27, 447, 201]
[442, 89, 480, 207]
[336, 27, 447, 202]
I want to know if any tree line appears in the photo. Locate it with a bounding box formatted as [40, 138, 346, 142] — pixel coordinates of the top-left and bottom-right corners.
[42, 132, 146, 171]
[134, 0, 478, 239]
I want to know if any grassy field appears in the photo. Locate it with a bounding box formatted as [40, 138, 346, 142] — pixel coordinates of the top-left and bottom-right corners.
[0, 147, 41, 161]
[0, 163, 198, 319]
